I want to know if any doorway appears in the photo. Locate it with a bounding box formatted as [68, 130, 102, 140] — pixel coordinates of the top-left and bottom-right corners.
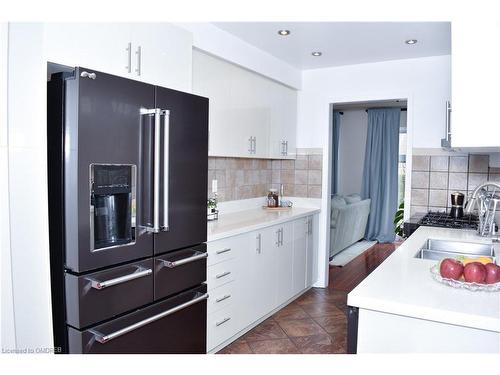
[328, 99, 408, 265]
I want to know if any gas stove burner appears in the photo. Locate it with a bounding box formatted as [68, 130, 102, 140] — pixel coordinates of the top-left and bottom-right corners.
[418, 211, 479, 230]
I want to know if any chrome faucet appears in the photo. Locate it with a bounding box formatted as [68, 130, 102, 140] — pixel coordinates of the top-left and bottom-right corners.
[465, 181, 500, 237]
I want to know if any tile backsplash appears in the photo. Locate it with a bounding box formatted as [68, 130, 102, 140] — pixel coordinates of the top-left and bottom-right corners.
[410, 154, 500, 216]
[208, 148, 323, 202]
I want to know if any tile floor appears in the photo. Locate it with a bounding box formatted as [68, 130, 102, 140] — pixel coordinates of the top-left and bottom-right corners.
[217, 288, 349, 354]
[217, 242, 398, 354]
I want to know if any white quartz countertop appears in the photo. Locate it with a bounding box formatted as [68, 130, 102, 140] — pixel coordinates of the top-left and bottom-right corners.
[207, 206, 321, 242]
[347, 226, 500, 333]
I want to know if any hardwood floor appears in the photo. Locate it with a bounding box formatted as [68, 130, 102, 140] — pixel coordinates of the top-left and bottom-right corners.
[217, 241, 399, 354]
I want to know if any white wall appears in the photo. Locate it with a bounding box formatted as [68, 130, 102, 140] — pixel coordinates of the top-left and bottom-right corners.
[5, 23, 53, 350]
[1, 22, 17, 351]
[298, 55, 450, 287]
[176, 23, 302, 90]
[297, 55, 451, 150]
[337, 110, 368, 196]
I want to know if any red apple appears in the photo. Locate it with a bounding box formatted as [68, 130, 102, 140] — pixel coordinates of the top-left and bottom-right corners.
[485, 263, 500, 284]
[440, 258, 464, 280]
[463, 262, 487, 283]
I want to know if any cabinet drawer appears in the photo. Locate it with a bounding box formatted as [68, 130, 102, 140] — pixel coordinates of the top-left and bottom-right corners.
[68, 285, 207, 354]
[207, 259, 235, 290]
[65, 258, 154, 329]
[207, 304, 238, 351]
[154, 244, 207, 300]
[207, 281, 235, 314]
[207, 238, 237, 266]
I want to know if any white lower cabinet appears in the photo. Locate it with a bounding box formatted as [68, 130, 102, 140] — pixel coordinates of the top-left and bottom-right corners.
[206, 214, 317, 352]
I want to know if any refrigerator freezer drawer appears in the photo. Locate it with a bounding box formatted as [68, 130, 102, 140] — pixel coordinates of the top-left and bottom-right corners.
[154, 243, 207, 300]
[67, 284, 207, 354]
[65, 258, 154, 329]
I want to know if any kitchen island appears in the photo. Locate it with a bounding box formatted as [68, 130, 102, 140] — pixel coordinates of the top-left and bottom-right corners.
[347, 226, 500, 353]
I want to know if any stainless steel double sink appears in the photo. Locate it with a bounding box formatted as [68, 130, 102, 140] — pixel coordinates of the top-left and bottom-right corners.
[414, 239, 497, 262]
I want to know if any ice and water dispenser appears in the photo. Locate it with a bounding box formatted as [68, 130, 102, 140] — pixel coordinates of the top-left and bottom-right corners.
[90, 164, 136, 250]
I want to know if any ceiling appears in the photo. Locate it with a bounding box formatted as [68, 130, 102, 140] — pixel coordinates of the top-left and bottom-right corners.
[212, 22, 451, 70]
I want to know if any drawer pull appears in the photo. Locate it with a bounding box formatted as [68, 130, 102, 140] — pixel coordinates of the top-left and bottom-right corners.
[87, 267, 152, 290]
[159, 251, 208, 268]
[215, 271, 231, 279]
[215, 317, 231, 327]
[215, 248, 231, 255]
[91, 292, 209, 344]
[215, 294, 231, 303]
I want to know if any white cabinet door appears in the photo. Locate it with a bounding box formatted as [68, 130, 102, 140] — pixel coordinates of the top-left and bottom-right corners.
[451, 21, 500, 148]
[131, 23, 192, 92]
[269, 83, 297, 159]
[44, 23, 132, 79]
[192, 49, 297, 159]
[274, 222, 294, 306]
[292, 217, 308, 295]
[238, 229, 276, 325]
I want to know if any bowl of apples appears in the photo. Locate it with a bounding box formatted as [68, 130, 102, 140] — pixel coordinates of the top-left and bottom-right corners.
[430, 256, 500, 292]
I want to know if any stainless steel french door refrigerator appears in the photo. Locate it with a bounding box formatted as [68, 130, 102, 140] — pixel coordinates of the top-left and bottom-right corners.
[47, 66, 209, 353]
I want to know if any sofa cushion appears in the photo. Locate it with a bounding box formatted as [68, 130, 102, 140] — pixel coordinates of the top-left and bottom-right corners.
[331, 195, 347, 227]
[345, 193, 362, 204]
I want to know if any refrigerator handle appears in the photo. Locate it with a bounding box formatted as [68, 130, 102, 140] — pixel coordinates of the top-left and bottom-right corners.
[162, 110, 170, 232]
[140, 108, 168, 233]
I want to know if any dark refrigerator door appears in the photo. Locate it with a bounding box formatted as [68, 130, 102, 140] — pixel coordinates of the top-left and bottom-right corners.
[153, 87, 208, 254]
[65, 67, 155, 272]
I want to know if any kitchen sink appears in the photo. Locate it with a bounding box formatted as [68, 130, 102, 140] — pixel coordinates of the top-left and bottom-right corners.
[414, 239, 497, 262]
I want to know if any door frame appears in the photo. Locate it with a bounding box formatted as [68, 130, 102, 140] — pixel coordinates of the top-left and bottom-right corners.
[321, 91, 414, 289]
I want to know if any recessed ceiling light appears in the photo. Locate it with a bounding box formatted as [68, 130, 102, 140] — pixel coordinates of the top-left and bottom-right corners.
[405, 39, 418, 45]
[278, 30, 290, 36]
[311, 51, 322, 56]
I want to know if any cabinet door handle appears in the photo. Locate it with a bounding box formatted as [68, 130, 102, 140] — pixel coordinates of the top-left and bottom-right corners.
[135, 45, 142, 76]
[215, 271, 231, 279]
[125, 42, 132, 73]
[215, 294, 231, 303]
[216, 248, 231, 255]
[280, 228, 284, 246]
[215, 317, 231, 327]
[248, 137, 253, 154]
[285, 141, 288, 155]
[252, 136, 257, 154]
[441, 100, 452, 148]
[256, 233, 262, 254]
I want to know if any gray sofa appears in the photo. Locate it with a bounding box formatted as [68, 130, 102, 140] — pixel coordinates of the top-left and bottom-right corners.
[330, 194, 371, 259]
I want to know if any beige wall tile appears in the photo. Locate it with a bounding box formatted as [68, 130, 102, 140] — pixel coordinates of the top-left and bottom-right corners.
[449, 156, 468, 172]
[469, 155, 489, 173]
[411, 189, 429, 206]
[448, 173, 467, 191]
[308, 155, 322, 170]
[272, 160, 282, 170]
[295, 155, 308, 170]
[295, 185, 308, 197]
[430, 156, 449, 172]
[308, 170, 322, 185]
[429, 189, 447, 207]
[281, 159, 295, 170]
[429, 172, 448, 189]
[412, 155, 430, 171]
[294, 170, 308, 185]
[272, 170, 281, 184]
[281, 170, 295, 184]
[468, 173, 488, 192]
[308, 185, 322, 198]
[411, 171, 429, 189]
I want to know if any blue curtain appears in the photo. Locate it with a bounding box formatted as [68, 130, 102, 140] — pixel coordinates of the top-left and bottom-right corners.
[361, 108, 400, 243]
[331, 111, 341, 196]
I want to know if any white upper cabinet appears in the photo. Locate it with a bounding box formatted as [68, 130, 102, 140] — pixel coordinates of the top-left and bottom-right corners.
[451, 21, 500, 149]
[192, 49, 298, 159]
[130, 23, 192, 92]
[44, 23, 192, 92]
